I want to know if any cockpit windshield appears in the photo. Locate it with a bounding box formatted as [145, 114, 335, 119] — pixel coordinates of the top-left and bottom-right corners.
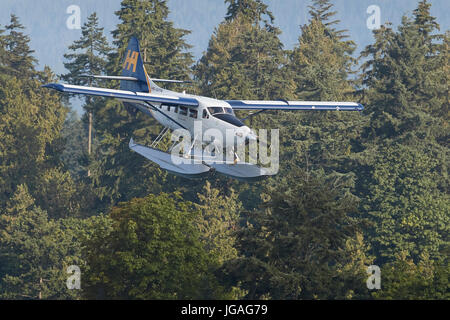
[208, 106, 234, 115]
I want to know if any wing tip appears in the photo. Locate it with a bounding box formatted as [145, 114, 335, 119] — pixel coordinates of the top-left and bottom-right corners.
[42, 83, 65, 92]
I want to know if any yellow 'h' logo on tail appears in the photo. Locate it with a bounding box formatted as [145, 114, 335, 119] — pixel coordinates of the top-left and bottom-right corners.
[123, 50, 139, 72]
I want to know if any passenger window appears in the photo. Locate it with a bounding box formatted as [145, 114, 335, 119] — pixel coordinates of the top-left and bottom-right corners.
[189, 109, 198, 118]
[180, 106, 188, 116]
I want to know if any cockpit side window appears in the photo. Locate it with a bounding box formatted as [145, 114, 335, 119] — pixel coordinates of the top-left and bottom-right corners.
[202, 109, 209, 119]
[208, 107, 224, 115]
[224, 107, 233, 115]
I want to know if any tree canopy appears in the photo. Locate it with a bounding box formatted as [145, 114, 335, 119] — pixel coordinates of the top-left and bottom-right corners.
[0, 0, 448, 301]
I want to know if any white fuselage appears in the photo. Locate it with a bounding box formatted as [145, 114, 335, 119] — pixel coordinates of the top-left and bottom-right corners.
[121, 87, 256, 150]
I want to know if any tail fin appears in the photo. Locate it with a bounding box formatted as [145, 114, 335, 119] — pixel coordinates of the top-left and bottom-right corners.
[120, 37, 154, 93]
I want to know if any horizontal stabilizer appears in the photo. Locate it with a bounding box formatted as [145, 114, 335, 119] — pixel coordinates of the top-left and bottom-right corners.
[78, 75, 139, 81]
[79, 75, 192, 84]
[151, 79, 193, 84]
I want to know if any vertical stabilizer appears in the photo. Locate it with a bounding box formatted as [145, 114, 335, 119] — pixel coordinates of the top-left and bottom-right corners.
[120, 37, 151, 93]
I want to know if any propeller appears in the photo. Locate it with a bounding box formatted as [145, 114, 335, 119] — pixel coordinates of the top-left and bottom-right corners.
[245, 132, 268, 149]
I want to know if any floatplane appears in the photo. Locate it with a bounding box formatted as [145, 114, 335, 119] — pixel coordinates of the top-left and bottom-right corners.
[44, 37, 363, 181]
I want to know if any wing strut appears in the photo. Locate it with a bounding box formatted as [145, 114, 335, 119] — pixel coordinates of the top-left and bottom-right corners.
[240, 109, 269, 121]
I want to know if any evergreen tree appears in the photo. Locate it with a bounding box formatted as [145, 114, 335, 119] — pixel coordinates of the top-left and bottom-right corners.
[82, 193, 229, 299]
[0, 1, 448, 301]
[373, 251, 449, 300]
[2, 14, 36, 79]
[357, 1, 449, 267]
[307, 0, 350, 40]
[360, 2, 446, 139]
[0, 15, 80, 219]
[359, 143, 449, 263]
[0, 69, 68, 211]
[62, 12, 112, 88]
[225, 0, 274, 25]
[0, 185, 100, 299]
[412, 0, 448, 119]
[62, 12, 112, 178]
[308, 0, 336, 24]
[195, 181, 242, 264]
[195, 1, 292, 202]
[59, 113, 100, 216]
[110, 0, 193, 82]
[413, 0, 440, 38]
[289, 0, 356, 102]
[220, 170, 371, 299]
[0, 26, 9, 75]
[90, 0, 195, 206]
[34, 167, 81, 219]
[60, 111, 89, 179]
[195, 0, 291, 101]
[279, 0, 362, 190]
[289, 18, 355, 101]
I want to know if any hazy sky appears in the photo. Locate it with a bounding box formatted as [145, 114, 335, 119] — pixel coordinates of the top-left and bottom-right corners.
[1, 0, 449, 72]
[1, 0, 448, 114]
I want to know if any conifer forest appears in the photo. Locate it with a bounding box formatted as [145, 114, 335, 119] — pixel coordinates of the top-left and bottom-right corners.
[0, 0, 448, 300]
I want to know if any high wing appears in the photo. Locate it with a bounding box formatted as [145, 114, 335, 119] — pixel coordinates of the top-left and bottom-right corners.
[43, 83, 199, 107]
[226, 100, 364, 111]
[43, 37, 199, 107]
